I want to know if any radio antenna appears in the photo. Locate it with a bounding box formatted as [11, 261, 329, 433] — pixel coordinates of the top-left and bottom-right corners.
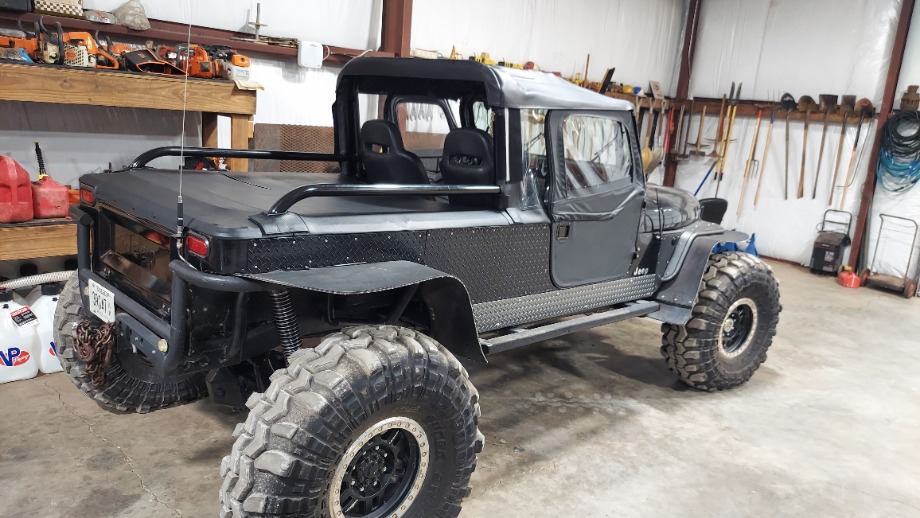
[176, 8, 193, 236]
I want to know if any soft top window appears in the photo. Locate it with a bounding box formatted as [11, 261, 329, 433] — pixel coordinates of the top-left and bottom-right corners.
[560, 113, 633, 196]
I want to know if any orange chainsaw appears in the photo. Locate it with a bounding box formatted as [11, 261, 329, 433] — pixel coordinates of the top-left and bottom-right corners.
[203, 45, 251, 81]
[61, 31, 120, 69]
[176, 44, 215, 78]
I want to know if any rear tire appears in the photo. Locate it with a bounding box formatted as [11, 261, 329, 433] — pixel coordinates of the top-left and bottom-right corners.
[52, 275, 208, 413]
[661, 252, 781, 391]
[219, 325, 483, 518]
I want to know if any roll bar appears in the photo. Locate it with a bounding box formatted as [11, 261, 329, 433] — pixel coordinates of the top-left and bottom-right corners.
[129, 146, 344, 169]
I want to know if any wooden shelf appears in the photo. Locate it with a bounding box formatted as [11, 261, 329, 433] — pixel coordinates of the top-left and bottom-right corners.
[0, 220, 77, 261]
[0, 61, 255, 114]
[0, 61, 258, 261]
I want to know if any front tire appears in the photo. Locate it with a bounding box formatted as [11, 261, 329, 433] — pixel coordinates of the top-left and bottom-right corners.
[52, 275, 208, 413]
[220, 325, 483, 518]
[661, 252, 781, 391]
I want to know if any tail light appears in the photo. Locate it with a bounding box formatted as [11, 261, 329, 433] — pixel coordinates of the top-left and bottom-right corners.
[80, 187, 95, 205]
[186, 234, 209, 258]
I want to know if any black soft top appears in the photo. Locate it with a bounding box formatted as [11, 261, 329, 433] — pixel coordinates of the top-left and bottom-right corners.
[337, 57, 633, 112]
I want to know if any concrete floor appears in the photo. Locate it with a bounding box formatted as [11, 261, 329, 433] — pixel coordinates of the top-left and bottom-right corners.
[2, 261, 919, 517]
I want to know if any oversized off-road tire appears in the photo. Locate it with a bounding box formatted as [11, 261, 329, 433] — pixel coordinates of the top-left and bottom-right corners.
[52, 275, 208, 413]
[220, 325, 483, 518]
[661, 252, 781, 391]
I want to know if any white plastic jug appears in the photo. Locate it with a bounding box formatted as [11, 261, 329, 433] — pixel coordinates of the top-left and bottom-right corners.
[0, 289, 40, 384]
[27, 284, 64, 374]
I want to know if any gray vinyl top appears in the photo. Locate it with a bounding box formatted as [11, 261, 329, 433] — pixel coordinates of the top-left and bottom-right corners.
[338, 57, 633, 112]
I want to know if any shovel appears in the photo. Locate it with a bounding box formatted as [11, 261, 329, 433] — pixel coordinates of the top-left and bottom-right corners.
[689, 105, 708, 156]
[716, 82, 742, 196]
[811, 94, 838, 199]
[796, 95, 818, 198]
[828, 95, 856, 205]
[839, 99, 876, 209]
[780, 93, 796, 199]
[753, 108, 777, 206]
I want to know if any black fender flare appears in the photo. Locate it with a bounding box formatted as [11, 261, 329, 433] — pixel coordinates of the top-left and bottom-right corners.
[648, 229, 750, 325]
[238, 261, 486, 363]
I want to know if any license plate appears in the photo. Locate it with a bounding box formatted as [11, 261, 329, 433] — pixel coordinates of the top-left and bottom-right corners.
[88, 279, 115, 323]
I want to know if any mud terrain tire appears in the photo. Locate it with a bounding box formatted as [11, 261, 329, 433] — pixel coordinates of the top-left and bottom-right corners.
[219, 325, 483, 518]
[661, 252, 781, 391]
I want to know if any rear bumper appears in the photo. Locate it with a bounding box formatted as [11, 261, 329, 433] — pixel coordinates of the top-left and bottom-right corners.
[74, 207, 270, 376]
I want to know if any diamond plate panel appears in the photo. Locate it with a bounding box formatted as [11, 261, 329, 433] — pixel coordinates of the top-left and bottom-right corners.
[247, 232, 426, 273]
[472, 274, 658, 332]
[425, 225, 555, 303]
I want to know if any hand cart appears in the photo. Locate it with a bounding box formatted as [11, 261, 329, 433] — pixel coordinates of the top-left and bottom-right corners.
[859, 214, 919, 298]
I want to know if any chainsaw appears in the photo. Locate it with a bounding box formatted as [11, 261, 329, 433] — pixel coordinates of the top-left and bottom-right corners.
[176, 44, 215, 79]
[62, 31, 120, 69]
[0, 22, 40, 58]
[203, 45, 251, 81]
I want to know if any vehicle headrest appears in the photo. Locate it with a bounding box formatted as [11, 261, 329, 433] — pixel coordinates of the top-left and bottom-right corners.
[361, 120, 405, 151]
[441, 128, 494, 176]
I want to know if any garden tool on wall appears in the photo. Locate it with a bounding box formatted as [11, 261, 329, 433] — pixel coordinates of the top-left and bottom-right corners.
[716, 82, 741, 197]
[780, 93, 796, 199]
[647, 100, 668, 173]
[796, 95, 818, 198]
[839, 98, 875, 210]
[709, 89, 729, 158]
[754, 107, 777, 207]
[689, 105, 708, 156]
[737, 106, 764, 216]
[828, 95, 856, 205]
[671, 102, 685, 155]
[811, 94, 838, 199]
[680, 99, 694, 156]
[641, 99, 657, 171]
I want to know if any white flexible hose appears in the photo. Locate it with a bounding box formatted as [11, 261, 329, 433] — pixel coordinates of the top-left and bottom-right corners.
[0, 270, 75, 290]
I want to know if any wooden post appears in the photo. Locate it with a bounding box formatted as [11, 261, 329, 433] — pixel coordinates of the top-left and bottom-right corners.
[227, 114, 253, 172]
[663, 0, 702, 187]
[202, 113, 219, 148]
[848, 0, 916, 269]
[381, 0, 413, 57]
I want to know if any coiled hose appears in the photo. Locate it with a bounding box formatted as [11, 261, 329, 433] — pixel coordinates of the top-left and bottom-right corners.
[878, 110, 920, 193]
[0, 270, 74, 290]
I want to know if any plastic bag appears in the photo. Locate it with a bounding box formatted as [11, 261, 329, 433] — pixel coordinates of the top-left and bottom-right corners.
[113, 0, 151, 31]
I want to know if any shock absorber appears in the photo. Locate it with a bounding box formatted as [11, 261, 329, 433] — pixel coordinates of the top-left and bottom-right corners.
[269, 289, 301, 361]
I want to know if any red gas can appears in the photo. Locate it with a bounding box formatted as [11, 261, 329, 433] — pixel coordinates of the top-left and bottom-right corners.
[31, 175, 70, 218]
[0, 156, 34, 223]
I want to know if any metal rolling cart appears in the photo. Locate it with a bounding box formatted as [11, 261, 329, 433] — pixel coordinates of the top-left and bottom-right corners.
[859, 214, 919, 298]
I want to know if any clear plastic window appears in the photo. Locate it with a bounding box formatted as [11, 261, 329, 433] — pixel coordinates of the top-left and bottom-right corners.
[396, 100, 457, 152]
[560, 114, 632, 195]
[521, 109, 548, 210]
[473, 101, 494, 134]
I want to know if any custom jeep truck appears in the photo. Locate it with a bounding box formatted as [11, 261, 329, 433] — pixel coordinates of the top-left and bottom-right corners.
[55, 58, 780, 517]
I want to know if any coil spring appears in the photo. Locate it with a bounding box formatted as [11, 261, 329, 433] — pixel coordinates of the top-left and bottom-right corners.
[269, 289, 301, 361]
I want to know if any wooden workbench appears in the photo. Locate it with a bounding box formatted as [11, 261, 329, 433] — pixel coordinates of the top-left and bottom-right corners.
[0, 62, 258, 262]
